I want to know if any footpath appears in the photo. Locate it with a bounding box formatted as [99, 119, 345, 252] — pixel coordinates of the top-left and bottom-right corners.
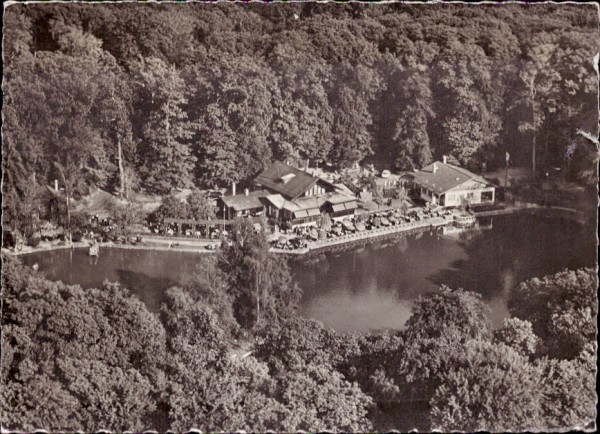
[4, 201, 586, 258]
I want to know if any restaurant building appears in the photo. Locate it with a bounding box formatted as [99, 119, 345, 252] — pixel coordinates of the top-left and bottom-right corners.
[411, 158, 495, 207]
[219, 190, 268, 219]
[254, 161, 337, 200]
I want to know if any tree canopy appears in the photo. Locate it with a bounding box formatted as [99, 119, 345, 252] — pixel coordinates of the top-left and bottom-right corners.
[3, 3, 598, 233]
[1, 254, 596, 431]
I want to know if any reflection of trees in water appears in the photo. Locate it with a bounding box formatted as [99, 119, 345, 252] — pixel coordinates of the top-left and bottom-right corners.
[115, 269, 177, 313]
[429, 215, 593, 299]
[395, 235, 409, 254]
[499, 266, 517, 292]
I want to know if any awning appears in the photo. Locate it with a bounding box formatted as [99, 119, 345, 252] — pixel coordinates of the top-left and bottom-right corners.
[331, 204, 346, 212]
[232, 203, 262, 212]
[306, 208, 320, 217]
[294, 210, 309, 218]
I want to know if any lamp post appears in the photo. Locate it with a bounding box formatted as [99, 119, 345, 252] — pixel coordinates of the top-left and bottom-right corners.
[545, 171, 549, 206]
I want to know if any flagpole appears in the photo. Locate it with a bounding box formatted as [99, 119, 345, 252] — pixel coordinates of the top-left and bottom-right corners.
[504, 152, 510, 188]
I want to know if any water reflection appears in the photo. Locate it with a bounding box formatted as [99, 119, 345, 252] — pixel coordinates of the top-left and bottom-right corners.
[301, 283, 414, 332]
[428, 215, 594, 299]
[115, 269, 177, 313]
[20, 215, 595, 333]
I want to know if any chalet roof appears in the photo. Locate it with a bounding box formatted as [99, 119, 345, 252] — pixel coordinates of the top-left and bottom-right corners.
[282, 195, 326, 213]
[220, 191, 268, 211]
[326, 192, 356, 205]
[255, 161, 334, 199]
[74, 188, 126, 219]
[412, 162, 491, 194]
[263, 194, 286, 209]
[333, 183, 356, 197]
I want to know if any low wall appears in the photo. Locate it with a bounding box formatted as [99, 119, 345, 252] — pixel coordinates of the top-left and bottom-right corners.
[270, 216, 452, 255]
[141, 235, 216, 247]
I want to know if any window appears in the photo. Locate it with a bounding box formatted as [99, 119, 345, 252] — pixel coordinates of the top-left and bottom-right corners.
[481, 190, 494, 202]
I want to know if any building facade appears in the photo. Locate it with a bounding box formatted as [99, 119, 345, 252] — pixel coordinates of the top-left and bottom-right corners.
[219, 190, 268, 219]
[413, 160, 495, 207]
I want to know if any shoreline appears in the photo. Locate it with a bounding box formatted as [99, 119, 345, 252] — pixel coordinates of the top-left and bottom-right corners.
[3, 240, 217, 257]
[4, 203, 585, 258]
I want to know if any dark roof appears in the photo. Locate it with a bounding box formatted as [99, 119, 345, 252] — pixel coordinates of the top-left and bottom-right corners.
[255, 161, 334, 199]
[220, 191, 268, 211]
[412, 162, 491, 194]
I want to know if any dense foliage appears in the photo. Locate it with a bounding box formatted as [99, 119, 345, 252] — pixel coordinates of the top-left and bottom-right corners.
[2, 3, 598, 233]
[1, 3, 598, 431]
[149, 190, 217, 224]
[2, 238, 596, 432]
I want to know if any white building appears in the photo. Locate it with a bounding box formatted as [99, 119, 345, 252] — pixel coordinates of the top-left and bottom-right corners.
[411, 158, 495, 207]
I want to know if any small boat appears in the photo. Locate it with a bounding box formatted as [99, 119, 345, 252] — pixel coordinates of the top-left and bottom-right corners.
[89, 244, 99, 256]
[453, 213, 477, 226]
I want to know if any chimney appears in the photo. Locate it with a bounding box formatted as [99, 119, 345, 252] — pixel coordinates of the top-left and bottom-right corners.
[443, 155, 447, 165]
[433, 163, 438, 174]
[54, 179, 59, 191]
[232, 182, 236, 196]
[244, 188, 249, 197]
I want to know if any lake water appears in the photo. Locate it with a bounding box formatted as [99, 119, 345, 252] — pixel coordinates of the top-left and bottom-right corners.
[20, 214, 596, 333]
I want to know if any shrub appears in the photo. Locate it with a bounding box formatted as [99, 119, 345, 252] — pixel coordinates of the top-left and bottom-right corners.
[2, 230, 16, 248]
[27, 235, 41, 247]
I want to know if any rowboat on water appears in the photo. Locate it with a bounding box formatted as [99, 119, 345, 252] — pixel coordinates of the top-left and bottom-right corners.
[89, 243, 99, 256]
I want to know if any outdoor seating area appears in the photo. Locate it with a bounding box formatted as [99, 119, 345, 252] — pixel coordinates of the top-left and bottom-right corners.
[269, 205, 454, 251]
[151, 222, 225, 239]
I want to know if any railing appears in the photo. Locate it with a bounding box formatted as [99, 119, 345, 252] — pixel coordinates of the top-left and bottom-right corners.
[299, 216, 451, 252]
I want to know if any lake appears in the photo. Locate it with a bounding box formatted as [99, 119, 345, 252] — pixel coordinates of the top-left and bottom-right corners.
[20, 214, 596, 333]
